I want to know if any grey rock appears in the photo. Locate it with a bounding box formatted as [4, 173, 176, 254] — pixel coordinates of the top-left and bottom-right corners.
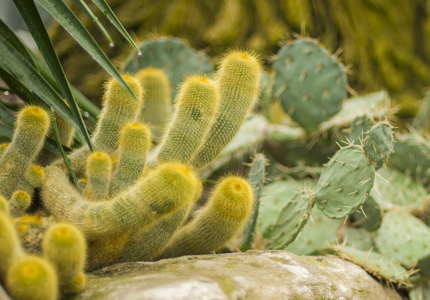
[67, 250, 401, 300]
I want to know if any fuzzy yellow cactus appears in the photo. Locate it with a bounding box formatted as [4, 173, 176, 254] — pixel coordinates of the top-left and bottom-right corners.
[190, 50, 262, 169]
[160, 176, 254, 258]
[134, 68, 172, 142]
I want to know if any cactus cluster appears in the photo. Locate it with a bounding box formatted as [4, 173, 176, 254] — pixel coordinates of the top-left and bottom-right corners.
[2, 33, 430, 299]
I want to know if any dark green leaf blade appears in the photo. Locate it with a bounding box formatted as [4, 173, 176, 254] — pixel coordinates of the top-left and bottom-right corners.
[13, 0, 93, 150]
[35, 0, 137, 99]
[91, 0, 141, 53]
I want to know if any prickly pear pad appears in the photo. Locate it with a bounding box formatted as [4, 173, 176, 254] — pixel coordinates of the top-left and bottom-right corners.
[315, 145, 375, 219]
[265, 189, 314, 250]
[363, 121, 394, 167]
[350, 195, 382, 232]
[332, 245, 411, 286]
[375, 209, 430, 268]
[273, 38, 347, 132]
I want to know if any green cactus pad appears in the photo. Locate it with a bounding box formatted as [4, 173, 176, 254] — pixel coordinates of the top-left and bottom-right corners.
[240, 153, 266, 251]
[339, 227, 374, 251]
[315, 145, 375, 219]
[362, 120, 394, 167]
[371, 167, 428, 211]
[348, 114, 373, 145]
[389, 133, 430, 181]
[265, 189, 314, 250]
[286, 208, 340, 255]
[349, 195, 382, 232]
[375, 209, 430, 268]
[257, 179, 314, 235]
[319, 91, 390, 132]
[273, 38, 347, 132]
[124, 37, 214, 99]
[332, 245, 411, 286]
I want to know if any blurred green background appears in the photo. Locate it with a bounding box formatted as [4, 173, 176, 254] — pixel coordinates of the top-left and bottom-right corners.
[3, 0, 430, 117]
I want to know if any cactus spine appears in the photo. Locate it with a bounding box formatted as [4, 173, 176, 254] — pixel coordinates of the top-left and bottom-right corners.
[0, 213, 22, 281]
[134, 68, 172, 142]
[0, 106, 49, 198]
[190, 50, 262, 169]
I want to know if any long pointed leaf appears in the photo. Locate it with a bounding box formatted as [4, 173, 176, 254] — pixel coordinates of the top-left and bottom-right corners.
[0, 36, 81, 135]
[0, 101, 16, 128]
[13, 0, 93, 151]
[0, 66, 85, 146]
[70, 0, 114, 45]
[91, 0, 141, 53]
[26, 50, 100, 120]
[35, 0, 137, 100]
[0, 19, 36, 69]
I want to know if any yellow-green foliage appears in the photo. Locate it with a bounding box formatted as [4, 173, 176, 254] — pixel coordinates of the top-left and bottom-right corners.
[160, 176, 254, 258]
[42, 223, 87, 294]
[110, 122, 151, 196]
[42, 162, 198, 240]
[191, 51, 262, 169]
[84, 152, 112, 201]
[0, 106, 50, 198]
[154, 75, 220, 166]
[0, 142, 9, 157]
[9, 191, 31, 218]
[5, 255, 58, 300]
[63, 74, 145, 177]
[0, 213, 22, 281]
[134, 68, 171, 142]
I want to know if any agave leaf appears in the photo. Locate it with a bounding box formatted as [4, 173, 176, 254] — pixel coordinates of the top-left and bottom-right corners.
[91, 0, 141, 53]
[35, 0, 137, 99]
[13, 0, 93, 150]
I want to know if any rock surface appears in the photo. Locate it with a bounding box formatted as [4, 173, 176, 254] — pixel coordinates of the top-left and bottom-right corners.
[66, 250, 400, 300]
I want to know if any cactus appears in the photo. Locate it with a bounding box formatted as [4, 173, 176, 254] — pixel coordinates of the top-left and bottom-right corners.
[42, 223, 86, 294]
[285, 208, 340, 255]
[134, 68, 172, 142]
[0, 213, 22, 281]
[0, 196, 8, 215]
[0, 106, 50, 199]
[8, 191, 31, 218]
[338, 227, 374, 251]
[84, 152, 112, 201]
[348, 114, 373, 145]
[272, 38, 348, 132]
[152, 75, 220, 166]
[190, 50, 263, 169]
[374, 209, 430, 268]
[314, 145, 375, 219]
[240, 153, 266, 251]
[332, 245, 411, 286]
[110, 122, 151, 196]
[349, 195, 382, 232]
[160, 176, 254, 258]
[124, 37, 214, 99]
[5, 255, 58, 300]
[60, 74, 144, 177]
[264, 189, 314, 250]
[362, 120, 394, 168]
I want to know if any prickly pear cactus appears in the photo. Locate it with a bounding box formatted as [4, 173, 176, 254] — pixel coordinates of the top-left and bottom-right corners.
[349, 114, 373, 145]
[349, 195, 382, 232]
[264, 189, 314, 250]
[272, 38, 348, 132]
[314, 145, 375, 219]
[240, 153, 266, 251]
[374, 209, 430, 268]
[332, 245, 411, 286]
[362, 120, 394, 168]
[124, 37, 214, 99]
